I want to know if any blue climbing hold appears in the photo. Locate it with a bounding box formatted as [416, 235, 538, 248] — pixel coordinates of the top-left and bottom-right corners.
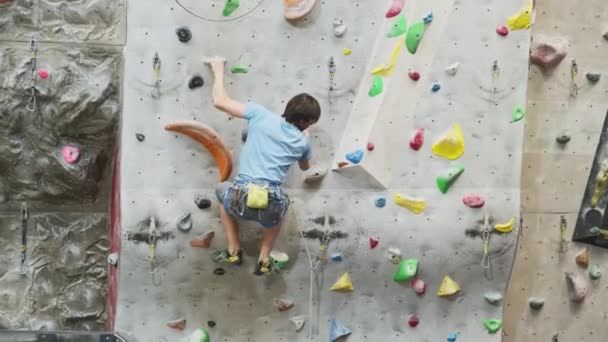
[331, 253, 343, 262]
[423, 12, 433, 24]
[345, 149, 364, 164]
[447, 332, 457, 342]
[375, 197, 386, 208]
[431, 82, 441, 92]
[329, 318, 352, 342]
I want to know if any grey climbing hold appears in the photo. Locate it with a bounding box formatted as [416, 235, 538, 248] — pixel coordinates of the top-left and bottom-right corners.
[290, 315, 306, 332]
[177, 212, 193, 232]
[589, 264, 601, 280]
[176, 27, 192, 42]
[136, 133, 145, 142]
[304, 166, 328, 184]
[189, 75, 204, 89]
[194, 195, 212, 209]
[445, 62, 460, 76]
[556, 132, 571, 144]
[387, 247, 402, 264]
[213, 267, 225, 275]
[484, 291, 503, 305]
[207, 320, 216, 328]
[333, 18, 348, 37]
[586, 72, 601, 83]
[528, 297, 545, 310]
[241, 128, 248, 142]
[107, 252, 119, 266]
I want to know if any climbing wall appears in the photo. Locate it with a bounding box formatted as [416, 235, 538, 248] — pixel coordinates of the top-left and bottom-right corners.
[115, 1, 532, 341]
[503, 1, 608, 341]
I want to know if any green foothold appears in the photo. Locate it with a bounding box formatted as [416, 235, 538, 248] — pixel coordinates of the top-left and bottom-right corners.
[405, 21, 425, 54]
[368, 76, 384, 97]
[482, 319, 502, 334]
[393, 258, 419, 282]
[188, 327, 211, 342]
[269, 251, 289, 270]
[589, 264, 601, 280]
[436, 164, 465, 194]
[512, 105, 525, 122]
[222, 0, 240, 17]
[386, 14, 408, 38]
[230, 64, 249, 74]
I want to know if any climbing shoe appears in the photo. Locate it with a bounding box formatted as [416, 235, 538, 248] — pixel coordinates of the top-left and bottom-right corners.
[211, 249, 243, 266]
[254, 259, 274, 276]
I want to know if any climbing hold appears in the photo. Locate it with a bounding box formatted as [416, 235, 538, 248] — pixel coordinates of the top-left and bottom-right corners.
[136, 133, 145, 142]
[482, 319, 502, 334]
[409, 128, 424, 151]
[290, 315, 306, 332]
[107, 252, 119, 266]
[190, 231, 215, 248]
[436, 165, 465, 194]
[530, 42, 567, 71]
[408, 71, 421, 81]
[394, 194, 426, 214]
[431, 83, 441, 92]
[284, 0, 317, 21]
[241, 128, 248, 142]
[270, 250, 290, 270]
[230, 64, 249, 74]
[37, 69, 49, 79]
[213, 267, 225, 275]
[189, 75, 204, 89]
[345, 149, 364, 164]
[506, 1, 533, 30]
[445, 62, 460, 76]
[529, 297, 545, 310]
[393, 258, 419, 282]
[275, 298, 295, 312]
[330, 272, 354, 292]
[177, 212, 193, 232]
[337, 161, 349, 168]
[422, 12, 433, 24]
[187, 327, 211, 342]
[167, 318, 187, 331]
[494, 217, 514, 233]
[366, 142, 375, 151]
[463, 194, 485, 208]
[408, 314, 420, 328]
[589, 264, 601, 280]
[484, 291, 503, 305]
[331, 252, 343, 262]
[329, 319, 352, 342]
[369, 238, 379, 249]
[176, 27, 192, 42]
[62, 145, 81, 164]
[555, 132, 571, 144]
[369, 76, 384, 97]
[343, 48, 352, 56]
[207, 321, 216, 328]
[304, 166, 328, 184]
[586, 72, 601, 83]
[387, 247, 402, 264]
[371, 40, 403, 76]
[386, 14, 408, 38]
[405, 21, 425, 54]
[385, 0, 404, 18]
[411, 278, 426, 296]
[512, 105, 525, 122]
[496, 25, 509, 36]
[447, 332, 458, 342]
[194, 196, 212, 209]
[375, 197, 386, 208]
[565, 272, 587, 303]
[432, 124, 465, 160]
[222, 0, 239, 17]
[575, 247, 589, 268]
[333, 18, 348, 37]
[437, 276, 460, 296]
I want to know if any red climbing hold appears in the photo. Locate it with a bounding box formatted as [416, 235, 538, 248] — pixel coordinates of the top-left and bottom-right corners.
[496, 25, 509, 37]
[463, 194, 485, 208]
[367, 142, 375, 151]
[369, 238, 379, 249]
[38, 69, 49, 79]
[385, 0, 405, 18]
[409, 128, 424, 151]
[408, 314, 420, 328]
[411, 278, 426, 296]
[408, 71, 420, 81]
[62, 145, 80, 164]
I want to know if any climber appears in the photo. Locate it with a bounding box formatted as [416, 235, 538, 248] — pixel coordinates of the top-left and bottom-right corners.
[204, 56, 320, 276]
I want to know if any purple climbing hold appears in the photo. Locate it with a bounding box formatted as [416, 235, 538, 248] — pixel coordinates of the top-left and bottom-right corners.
[345, 149, 364, 164]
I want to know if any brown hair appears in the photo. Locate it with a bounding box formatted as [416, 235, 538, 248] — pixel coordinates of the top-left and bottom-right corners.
[282, 93, 321, 129]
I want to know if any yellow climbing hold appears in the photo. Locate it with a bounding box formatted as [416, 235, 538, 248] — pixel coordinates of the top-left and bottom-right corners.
[432, 124, 465, 160]
[506, 1, 533, 31]
[437, 276, 460, 296]
[343, 48, 352, 56]
[330, 272, 354, 292]
[494, 217, 515, 233]
[394, 194, 426, 215]
[371, 40, 403, 76]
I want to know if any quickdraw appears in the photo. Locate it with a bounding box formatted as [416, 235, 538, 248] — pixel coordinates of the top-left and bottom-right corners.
[570, 59, 578, 98]
[148, 216, 158, 274]
[26, 38, 39, 112]
[152, 52, 162, 98]
[328, 56, 336, 104]
[481, 214, 491, 269]
[491, 60, 500, 103]
[19, 203, 28, 275]
[559, 215, 567, 253]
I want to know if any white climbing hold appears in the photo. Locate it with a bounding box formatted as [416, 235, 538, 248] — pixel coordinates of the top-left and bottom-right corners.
[107, 252, 119, 266]
[290, 315, 306, 332]
[177, 212, 193, 232]
[333, 18, 348, 37]
[304, 166, 328, 184]
[387, 247, 402, 264]
[445, 62, 460, 76]
[565, 272, 587, 303]
[484, 291, 503, 305]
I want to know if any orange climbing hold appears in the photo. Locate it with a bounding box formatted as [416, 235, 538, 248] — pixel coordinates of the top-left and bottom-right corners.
[284, 0, 317, 20]
[190, 231, 215, 248]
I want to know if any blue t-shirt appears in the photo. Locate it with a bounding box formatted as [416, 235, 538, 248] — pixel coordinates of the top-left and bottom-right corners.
[237, 103, 312, 185]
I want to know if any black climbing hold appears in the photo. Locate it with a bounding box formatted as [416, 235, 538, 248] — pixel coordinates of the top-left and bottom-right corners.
[208, 321, 216, 328]
[189, 75, 204, 89]
[136, 133, 145, 142]
[241, 128, 248, 143]
[213, 267, 225, 275]
[194, 195, 212, 209]
[176, 27, 192, 42]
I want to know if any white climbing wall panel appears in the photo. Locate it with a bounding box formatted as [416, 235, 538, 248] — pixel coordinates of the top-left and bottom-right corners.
[116, 1, 531, 341]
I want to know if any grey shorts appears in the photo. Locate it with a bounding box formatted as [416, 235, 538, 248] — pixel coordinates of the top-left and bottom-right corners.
[215, 177, 289, 228]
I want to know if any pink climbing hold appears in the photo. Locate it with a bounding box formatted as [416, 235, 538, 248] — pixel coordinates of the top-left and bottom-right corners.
[408, 71, 420, 81]
[411, 278, 426, 296]
[62, 145, 80, 164]
[496, 25, 509, 37]
[38, 69, 49, 79]
[385, 0, 405, 18]
[409, 128, 424, 151]
[369, 238, 379, 249]
[463, 194, 485, 208]
[408, 314, 420, 328]
[367, 142, 375, 151]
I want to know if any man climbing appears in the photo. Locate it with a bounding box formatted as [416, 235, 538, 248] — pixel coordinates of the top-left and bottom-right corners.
[204, 56, 320, 275]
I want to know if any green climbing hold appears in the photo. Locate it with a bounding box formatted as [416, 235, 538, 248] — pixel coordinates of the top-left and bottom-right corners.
[369, 76, 384, 97]
[436, 164, 465, 194]
[387, 14, 408, 38]
[482, 319, 502, 334]
[393, 258, 418, 282]
[230, 64, 249, 74]
[222, 0, 240, 17]
[512, 105, 525, 122]
[405, 21, 425, 54]
[269, 251, 289, 270]
[188, 327, 211, 342]
[589, 264, 601, 280]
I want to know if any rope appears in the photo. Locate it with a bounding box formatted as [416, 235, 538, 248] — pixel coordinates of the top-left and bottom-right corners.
[174, 0, 267, 23]
[481, 214, 491, 269]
